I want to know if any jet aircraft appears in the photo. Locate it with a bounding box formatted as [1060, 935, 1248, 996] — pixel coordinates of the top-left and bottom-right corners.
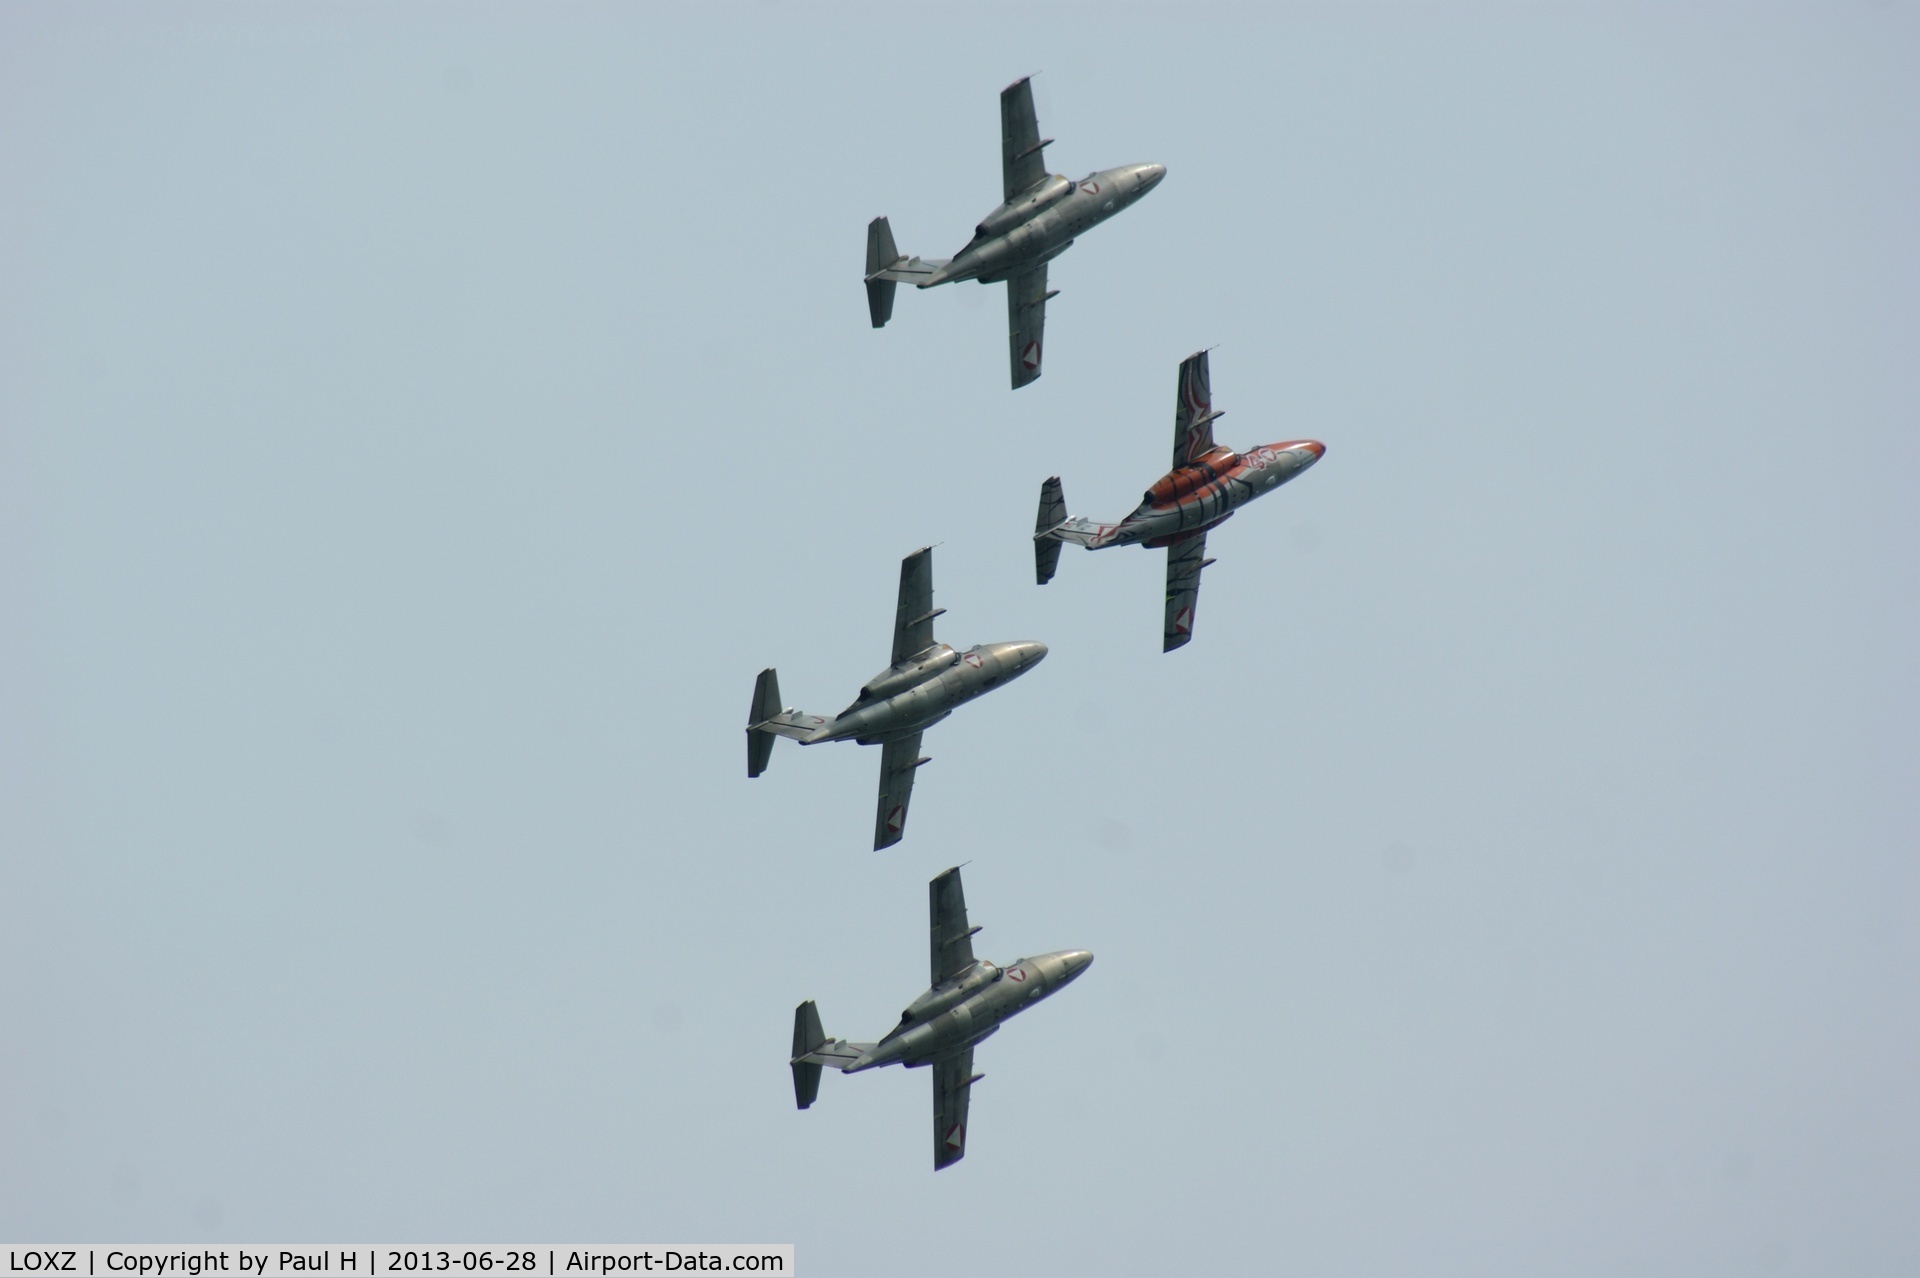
[1034, 350, 1326, 651]
[790, 865, 1093, 1170]
[747, 548, 1047, 849]
[864, 76, 1166, 389]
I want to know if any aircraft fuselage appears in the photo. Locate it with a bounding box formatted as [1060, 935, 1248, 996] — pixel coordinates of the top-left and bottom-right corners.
[1079, 439, 1325, 550]
[847, 949, 1094, 1072]
[923, 163, 1166, 288]
[790, 640, 1047, 746]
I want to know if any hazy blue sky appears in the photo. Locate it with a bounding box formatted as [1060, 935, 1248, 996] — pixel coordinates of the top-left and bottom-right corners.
[3, 4, 1915, 1274]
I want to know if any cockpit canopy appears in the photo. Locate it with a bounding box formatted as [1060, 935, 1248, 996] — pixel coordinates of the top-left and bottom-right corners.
[901, 959, 1001, 1024]
[858, 644, 959, 703]
[974, 174, 1073, 239]
[1144, 449, 1239, 506]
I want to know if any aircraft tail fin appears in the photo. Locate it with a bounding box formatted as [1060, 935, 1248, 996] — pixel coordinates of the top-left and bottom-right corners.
[1034, 477, 1068, 584]
[865, 216, 950, 326]
[789, 1000, 874, 1108]
[1034, 476, 1115, 580]
[866, 278, 897, 328]
[748, 669, 829, 764]
[867, 215, 900, 276]
[791, 1000, 825, 1109]
[747, 668, 781, 777]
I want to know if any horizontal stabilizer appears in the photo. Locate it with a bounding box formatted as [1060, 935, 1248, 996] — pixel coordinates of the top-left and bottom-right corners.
[868, 258, 950, 284]
[790, 1000, 876, 1108]
[865, 216, 950, 327]
[747, 669, 829, 770]
[795, 1039, 874, 1069]
[1041, 514, 1114, 551]
[754, 709, 829, 743]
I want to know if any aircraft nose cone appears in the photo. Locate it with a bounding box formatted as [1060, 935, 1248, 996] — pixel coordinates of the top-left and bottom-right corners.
[1300, 440, 1326, 462]
[1019, 641, 1049, 669]
[1062, 950, 1094, 980]
[1139, 163, 1167, 191]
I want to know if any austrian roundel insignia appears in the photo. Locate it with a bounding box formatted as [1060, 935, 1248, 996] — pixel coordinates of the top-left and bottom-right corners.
[1007, 967, 1026, 983]
[963, 652, 984, 668]
[886, 805, 905, 833]
[1021, 341, 1041, 370]
[945, 1123, 965, 1149]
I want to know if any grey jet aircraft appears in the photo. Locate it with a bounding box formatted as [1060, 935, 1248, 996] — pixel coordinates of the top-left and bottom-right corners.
[790, 865, 1093, 1170]
[864, 76, 1166, 389]
[747, 547, 1047, 850]
[1034, 350, 1327, 651]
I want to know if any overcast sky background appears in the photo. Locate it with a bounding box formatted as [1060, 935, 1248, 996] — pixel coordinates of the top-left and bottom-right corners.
[3, 3, 1916, 1274]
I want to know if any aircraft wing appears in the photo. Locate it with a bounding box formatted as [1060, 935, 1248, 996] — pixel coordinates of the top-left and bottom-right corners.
[932, 1046, 978, 1170]
[1000, 77, 1051, 201]
[1164, 531, 1210, 652]
[1007, 263, 1050, 390]
[1172, 350, 1220, 467]
[891, 546, 942, 664]
[874, 731, 927, 850]
[928, 865, 979, 985]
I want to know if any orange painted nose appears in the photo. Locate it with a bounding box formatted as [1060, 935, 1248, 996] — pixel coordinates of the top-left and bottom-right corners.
[1301, 441, 1326, 459]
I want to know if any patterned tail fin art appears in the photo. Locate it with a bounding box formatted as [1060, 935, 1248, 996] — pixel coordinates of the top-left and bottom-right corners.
[1173, 349, 1217, 466]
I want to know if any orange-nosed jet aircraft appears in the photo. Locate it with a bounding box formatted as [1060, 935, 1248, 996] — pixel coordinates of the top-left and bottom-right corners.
[1034, 351, 1326, 651]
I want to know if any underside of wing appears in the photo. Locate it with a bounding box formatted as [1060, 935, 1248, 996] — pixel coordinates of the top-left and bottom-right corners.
[1000, 77, 1051, 201]
[1007, 264, 1050, 390]
[928, 865, 980, 985]
[874, 731, 928, 850]
[933, 1047, 979, 1170]
[1164, 532, 1210, 652]
[891, 547, 942, 664]
[1172, 350, 1220, 467]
